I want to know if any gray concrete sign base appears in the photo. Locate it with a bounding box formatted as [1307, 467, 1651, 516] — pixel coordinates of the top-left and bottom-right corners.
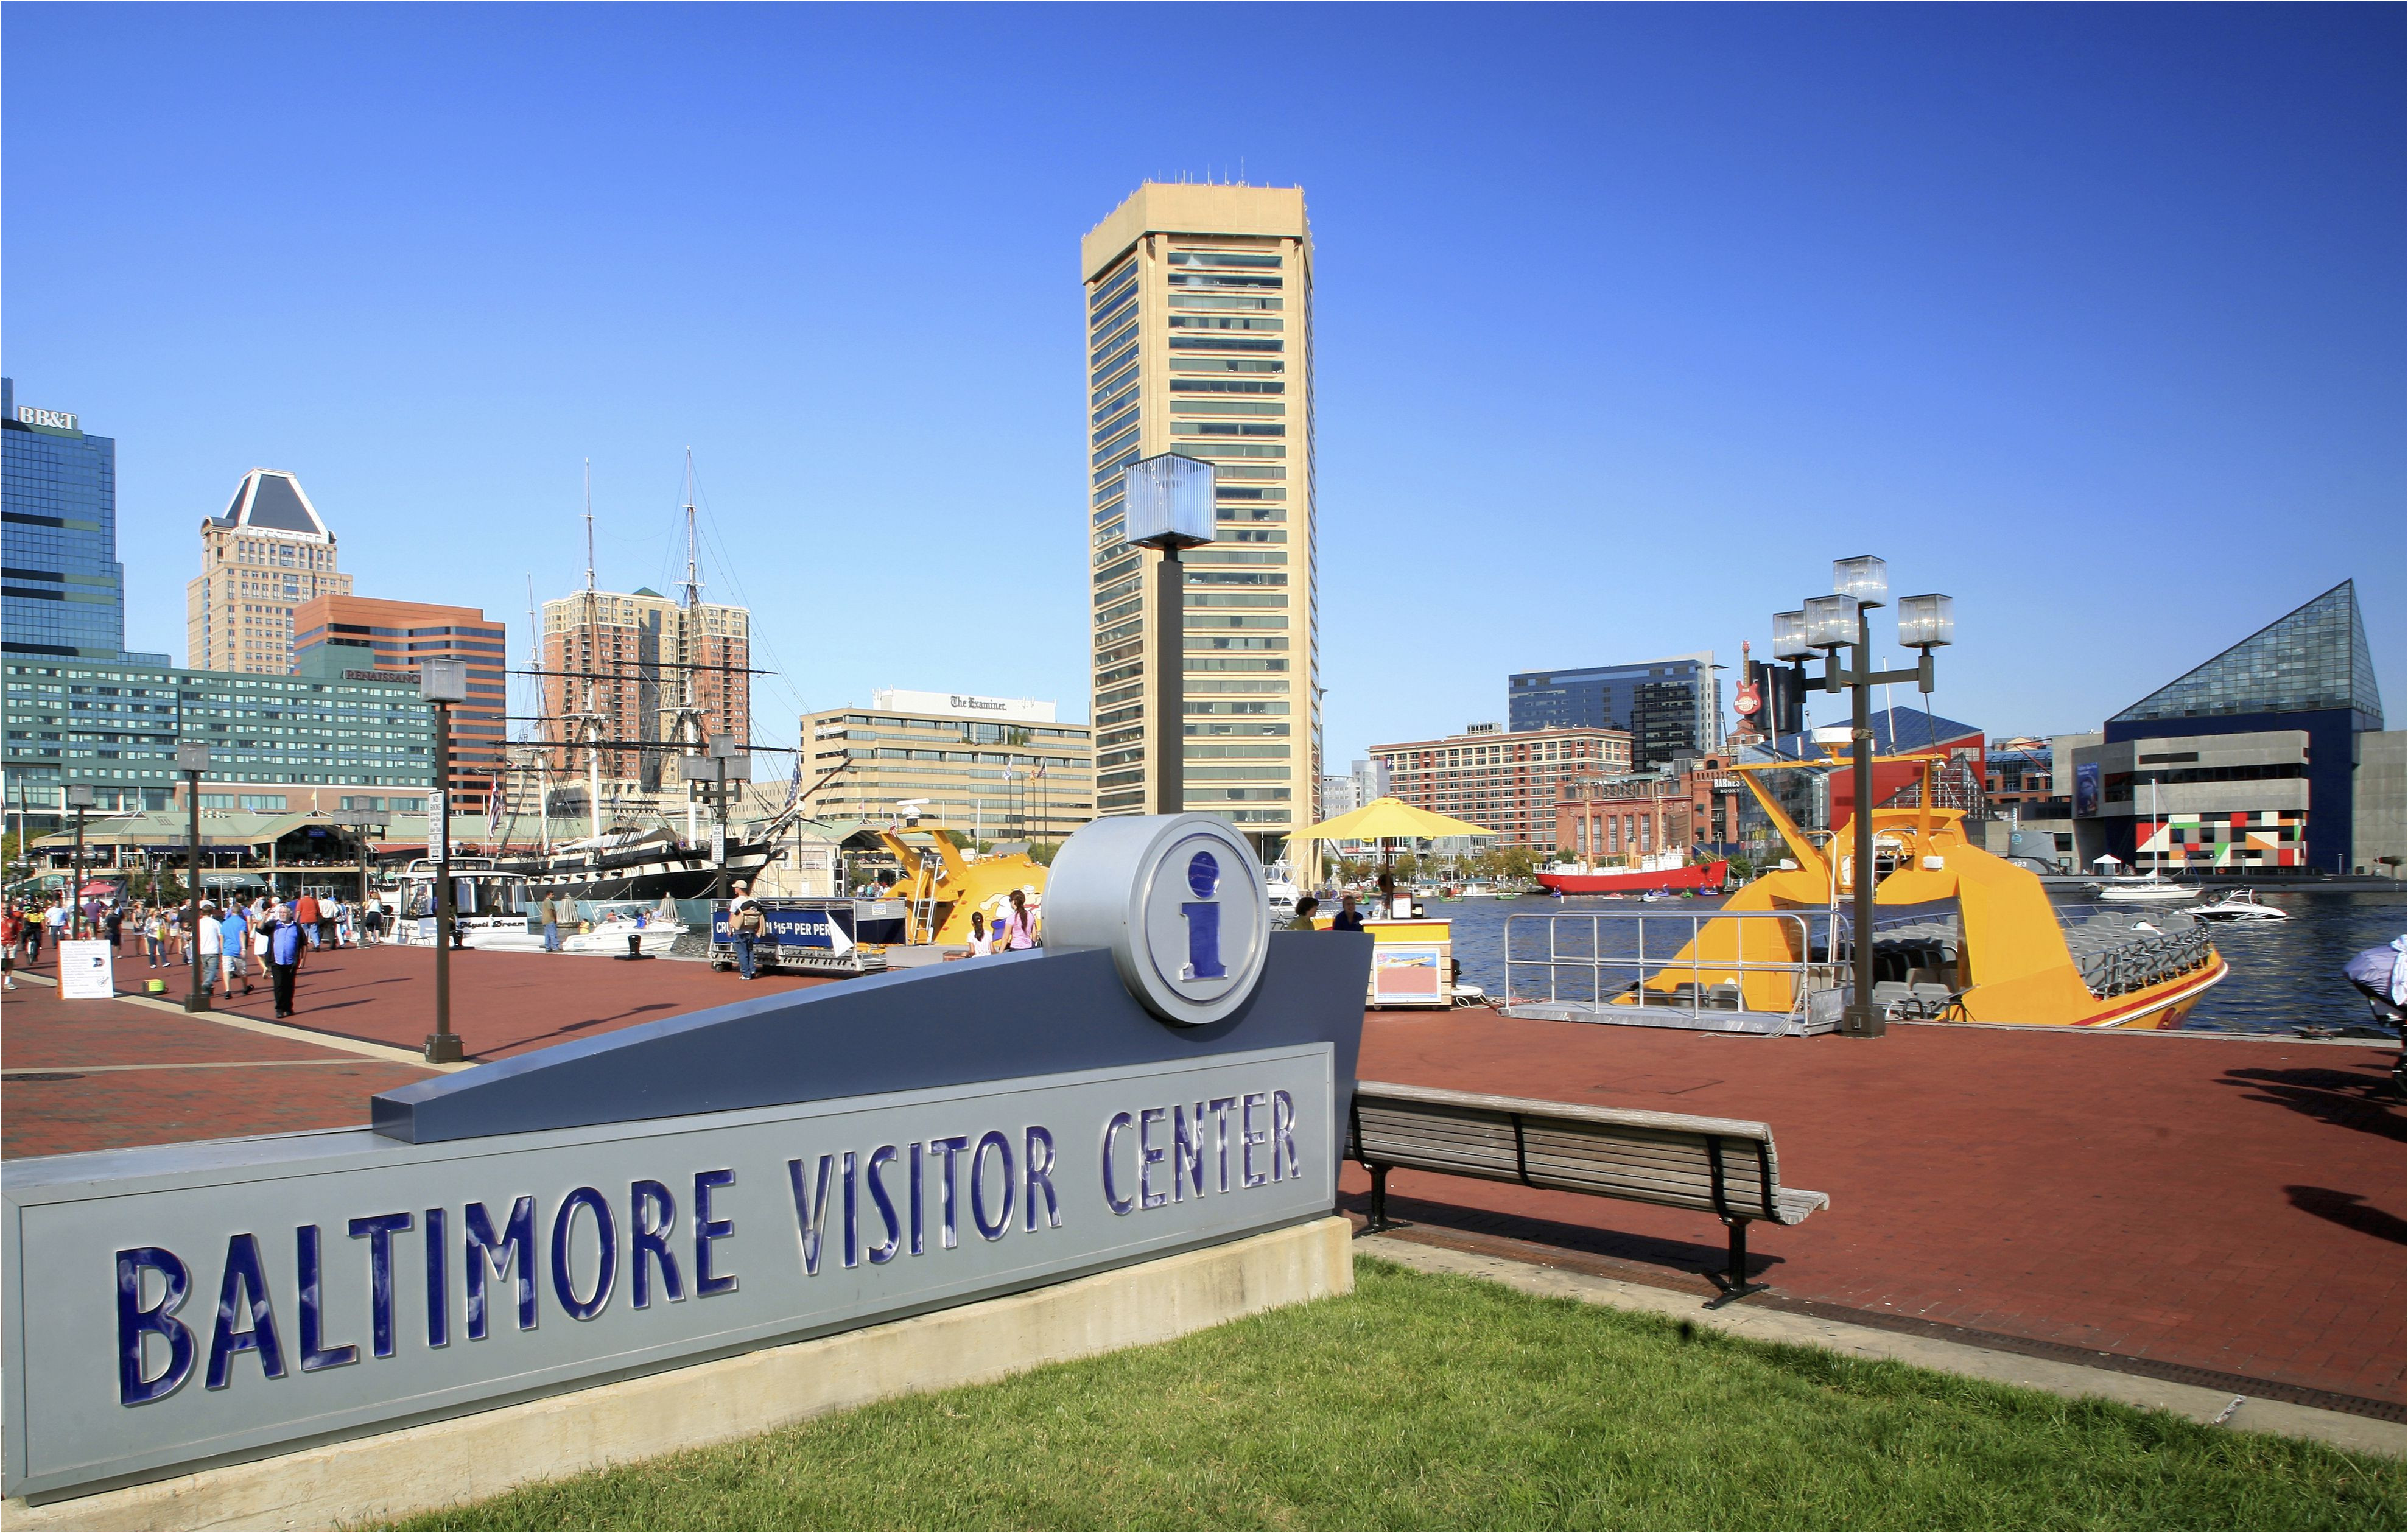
[1359, 1235, 2404, 1460]
[2, 1217, 1353, 1532]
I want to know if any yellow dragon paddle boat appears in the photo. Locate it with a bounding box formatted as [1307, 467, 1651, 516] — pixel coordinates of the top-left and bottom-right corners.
[1625, 753, 2227, 1030]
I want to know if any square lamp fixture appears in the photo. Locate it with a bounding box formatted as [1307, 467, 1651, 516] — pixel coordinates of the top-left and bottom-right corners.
[1770, 609, 1811, 661]
[65, 783, 96, 810]
[1803, 593, 1860, 648]
[174, 740, 211, 774]
[418, 659, 469, 704]
[1832, 555, 1889, 608]
[1896, 592, 1956, 649]
[1120, 453, 1216, 550]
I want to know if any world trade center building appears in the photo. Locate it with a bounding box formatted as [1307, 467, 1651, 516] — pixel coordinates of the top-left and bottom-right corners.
[1081, 183, 1319, 861]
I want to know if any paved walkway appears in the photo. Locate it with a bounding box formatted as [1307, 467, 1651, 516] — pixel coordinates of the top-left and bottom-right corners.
[1350, 1009, 2406, 1412]
[6, 944, 2399, 1417]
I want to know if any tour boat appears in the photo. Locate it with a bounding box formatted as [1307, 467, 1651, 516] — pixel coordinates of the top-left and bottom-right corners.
[2097, 873, 2200, 902]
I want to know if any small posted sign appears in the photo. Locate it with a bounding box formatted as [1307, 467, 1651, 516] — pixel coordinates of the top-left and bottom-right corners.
[426, 788, 448, 860]
[55, 939, 114, 1000]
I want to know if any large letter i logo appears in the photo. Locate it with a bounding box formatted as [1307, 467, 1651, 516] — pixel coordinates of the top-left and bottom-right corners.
[1180, 850, 1226, 980]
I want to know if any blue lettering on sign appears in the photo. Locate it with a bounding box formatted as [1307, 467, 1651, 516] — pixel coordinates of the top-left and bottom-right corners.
[464, 1197, 536, 1340]
[296, 1224, 360, 1372]
[970, 1131, 1015, 1241]
[92, 1099, 1295, 1415]
[630, 1180, 684, 1307]
[549, 1187, 617, 1321]
[115, 1247, 195, 1406]
[693, 1170, 738, 1296]
[206, 1233, 285, 1389]
[347, 1213, 411, 1359]
[865, 1146, 902, 1265]
[1180, 850, 1226, 980]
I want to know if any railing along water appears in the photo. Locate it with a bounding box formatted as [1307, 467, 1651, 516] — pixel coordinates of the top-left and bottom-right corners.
[1502, 910, 1843, 1036]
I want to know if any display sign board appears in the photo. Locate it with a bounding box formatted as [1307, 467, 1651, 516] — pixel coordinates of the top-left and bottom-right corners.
[2, 815, 1371, 1502]
[55, 940, 115, 1000]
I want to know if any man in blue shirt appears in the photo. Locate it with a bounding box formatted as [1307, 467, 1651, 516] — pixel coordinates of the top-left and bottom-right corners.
[219, 899, 253, 997]
[267, 905, 304, 1018]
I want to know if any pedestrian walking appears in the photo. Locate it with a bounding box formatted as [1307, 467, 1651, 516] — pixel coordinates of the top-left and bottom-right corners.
[1, 905, 21, 990]
[1002, 888, 1039, 951]
[145, 906, 167, 967]
[731, 896, 765, 980]
[361, 891, 385, 945]
[267, 906, 303, 1017]
[220, 899, 254, 996]
[320, 894, 343, 950]
[105, 901, 126, 952]
[293, 891, 321, 952]
[42, 898, 68, 956]
[540, 893, 564, 953]
[197, 903, 223, 997]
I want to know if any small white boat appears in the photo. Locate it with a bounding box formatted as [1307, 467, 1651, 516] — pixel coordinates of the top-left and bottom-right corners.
[2183, 888, 2290, 922]
[2098, 874, 2199, 902]
[464, 896, 688, 956]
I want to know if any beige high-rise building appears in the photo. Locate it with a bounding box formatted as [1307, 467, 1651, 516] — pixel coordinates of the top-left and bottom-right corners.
[539, 584, 751, 796]
[186, 469, 352, 673]
[1081, 183, 1318, 860]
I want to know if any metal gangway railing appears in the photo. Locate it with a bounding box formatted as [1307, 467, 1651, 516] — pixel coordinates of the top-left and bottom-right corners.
[1501, 910, 1846, 1036]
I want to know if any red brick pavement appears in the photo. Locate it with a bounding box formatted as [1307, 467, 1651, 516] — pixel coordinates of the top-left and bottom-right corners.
[1350, 1010, 2406, 1407]
[7, 941, 2400, 1408]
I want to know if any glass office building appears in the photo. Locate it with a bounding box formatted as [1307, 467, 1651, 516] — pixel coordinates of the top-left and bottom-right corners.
[1, 376, 141, 662]
[2, 653, 431, 830]
[1509, 653, 1723, 771]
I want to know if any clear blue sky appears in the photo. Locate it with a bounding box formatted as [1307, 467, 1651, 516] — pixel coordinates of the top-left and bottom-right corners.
[8, 3, 2401, 766]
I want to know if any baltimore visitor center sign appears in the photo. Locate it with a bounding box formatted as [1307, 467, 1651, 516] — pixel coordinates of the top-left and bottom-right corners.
[1, 815, 1370, 1502]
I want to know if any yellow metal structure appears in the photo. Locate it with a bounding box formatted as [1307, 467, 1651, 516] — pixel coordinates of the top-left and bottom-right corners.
[1635, 755, 2225, 1028]
[868, 823, 1048, 947]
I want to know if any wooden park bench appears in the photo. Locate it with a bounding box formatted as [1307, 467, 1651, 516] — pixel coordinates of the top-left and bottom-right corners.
[1347, 1080, 1830, 1307]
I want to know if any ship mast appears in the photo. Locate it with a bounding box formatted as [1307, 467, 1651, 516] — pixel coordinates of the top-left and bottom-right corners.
[578, 461, 605, 843]
[527, 575, 551, 856]
[669, 448, 710, 846]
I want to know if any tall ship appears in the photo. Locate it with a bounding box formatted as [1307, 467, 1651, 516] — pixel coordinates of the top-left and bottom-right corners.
[1538, 849, 1729, 895]
[479, 455, 792, 905]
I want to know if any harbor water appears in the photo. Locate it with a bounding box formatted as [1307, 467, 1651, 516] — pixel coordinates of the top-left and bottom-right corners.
[1433, 888, 2406, 1034]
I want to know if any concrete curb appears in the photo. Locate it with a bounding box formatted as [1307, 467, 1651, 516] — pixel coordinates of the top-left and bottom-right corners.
[3, 1216, 1355, 1531]
[1358, 1235, 2405, 1459]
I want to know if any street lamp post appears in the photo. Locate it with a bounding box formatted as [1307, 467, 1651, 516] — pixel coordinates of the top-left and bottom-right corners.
[1120, 454, 1216, 818]
[65, 784, 94, 938]
[333, 810, 383, 911]
[420, 661, 469, 1064]
[174, 742, 211, 1012]
[1778, 559, 1953, 1039]
[706, 733, 747, 903]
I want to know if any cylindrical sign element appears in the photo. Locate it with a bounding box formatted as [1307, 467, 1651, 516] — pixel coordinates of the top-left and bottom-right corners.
[1043, 815, 1269, 1026]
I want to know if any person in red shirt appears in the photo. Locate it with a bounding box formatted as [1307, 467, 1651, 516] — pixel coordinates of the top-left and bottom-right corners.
[1, 905, 21, 991]
[293, 892, 321, 954]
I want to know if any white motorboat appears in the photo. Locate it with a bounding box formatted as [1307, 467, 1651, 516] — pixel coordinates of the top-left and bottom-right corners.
[2183, 888, 2290, 922]
[468, 897, 689, 956]
[2098, 874, 2199, 902]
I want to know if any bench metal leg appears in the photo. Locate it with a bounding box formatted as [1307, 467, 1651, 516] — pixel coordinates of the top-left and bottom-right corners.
[1357, 1164, 1409, 1237]
[1704, 1217, 1770, 1308]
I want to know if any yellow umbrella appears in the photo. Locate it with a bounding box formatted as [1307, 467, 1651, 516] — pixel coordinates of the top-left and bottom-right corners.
[1293, 796, 1494, 842]
[1289, 798, 1495, 909]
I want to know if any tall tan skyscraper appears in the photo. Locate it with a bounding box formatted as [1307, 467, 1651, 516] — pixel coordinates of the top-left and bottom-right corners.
[1081, 183, 1318, 858]
[186, 469, 352, 672]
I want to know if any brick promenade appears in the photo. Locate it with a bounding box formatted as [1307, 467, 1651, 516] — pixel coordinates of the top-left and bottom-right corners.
[5, 942, 2399, 1409]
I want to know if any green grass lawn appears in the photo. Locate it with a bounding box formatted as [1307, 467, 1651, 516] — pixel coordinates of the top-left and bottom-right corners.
[393, 1256, 2403, 1532]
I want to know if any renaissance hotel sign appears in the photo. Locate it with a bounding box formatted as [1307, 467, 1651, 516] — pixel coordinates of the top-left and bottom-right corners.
[2, 816, 1369, 1503]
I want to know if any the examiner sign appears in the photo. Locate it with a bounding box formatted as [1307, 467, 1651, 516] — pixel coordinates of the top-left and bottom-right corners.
[1, 816, 1370, 1501]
